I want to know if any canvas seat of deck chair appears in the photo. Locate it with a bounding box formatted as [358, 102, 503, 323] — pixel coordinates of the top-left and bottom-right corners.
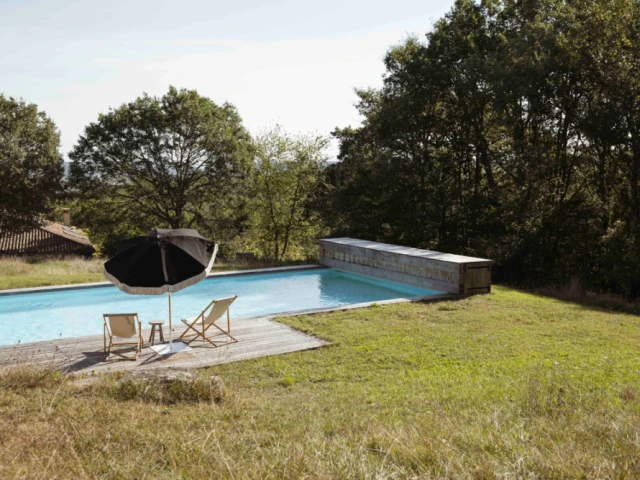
[179, 296, 238, 347]
[103, 313, 143, 361]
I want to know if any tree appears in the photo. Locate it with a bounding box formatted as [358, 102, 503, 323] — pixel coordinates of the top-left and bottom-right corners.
[69, 87, 253, 243]
[0, 95, 63, 231]
[317, 0, 640, 297]
[64, 195, 147, 256]
[248, 127, 328, 261]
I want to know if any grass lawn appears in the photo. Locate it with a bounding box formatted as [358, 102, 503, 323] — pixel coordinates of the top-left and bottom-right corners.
[0, 256, 308, 290]
[0, 286, 639, 478]
[0, 256, 105, 290]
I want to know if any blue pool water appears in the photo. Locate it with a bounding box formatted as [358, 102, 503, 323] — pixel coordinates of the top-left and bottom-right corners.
[0, 268, 441, 346]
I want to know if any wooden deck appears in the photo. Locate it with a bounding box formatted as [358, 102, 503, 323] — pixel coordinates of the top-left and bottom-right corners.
[0, 316, 327, 375]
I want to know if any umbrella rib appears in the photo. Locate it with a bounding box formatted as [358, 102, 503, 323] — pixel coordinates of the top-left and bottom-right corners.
[160, 242, 170, 284]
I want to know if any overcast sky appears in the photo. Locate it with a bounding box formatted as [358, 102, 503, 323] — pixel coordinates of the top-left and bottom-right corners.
[1, 0, 453, 159]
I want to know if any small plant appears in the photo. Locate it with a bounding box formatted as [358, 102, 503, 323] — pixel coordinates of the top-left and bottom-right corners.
[438, 305, 458, 311]
[620, 385, 637, 403]
[0, 365, 65, 391]
[96, 372, 224, 405]
[278, 375, 296, 387]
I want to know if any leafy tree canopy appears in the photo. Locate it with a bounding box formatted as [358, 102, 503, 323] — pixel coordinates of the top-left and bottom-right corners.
[318, 0, 640, 297]
[69, 87, 253, 243]
[0, 94, 63, 231]
[248, 126, 328, 261]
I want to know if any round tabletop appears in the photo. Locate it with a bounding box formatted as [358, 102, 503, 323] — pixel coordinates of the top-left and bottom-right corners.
[149, 320, 165, 325]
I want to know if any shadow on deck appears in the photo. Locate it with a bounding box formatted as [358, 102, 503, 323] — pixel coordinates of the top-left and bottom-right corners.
[0, 316, 327, 375]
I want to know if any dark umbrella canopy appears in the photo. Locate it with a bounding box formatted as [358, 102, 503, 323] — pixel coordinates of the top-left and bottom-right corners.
[104, 228, 217, 296]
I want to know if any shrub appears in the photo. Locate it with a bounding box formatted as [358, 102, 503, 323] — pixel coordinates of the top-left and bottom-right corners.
[96, 371, 224, 405]
[0, 365, 65, 390]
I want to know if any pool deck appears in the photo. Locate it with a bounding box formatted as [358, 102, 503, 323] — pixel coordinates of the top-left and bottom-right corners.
[0, 316, 327, 375]
[0, 264, 456, 375]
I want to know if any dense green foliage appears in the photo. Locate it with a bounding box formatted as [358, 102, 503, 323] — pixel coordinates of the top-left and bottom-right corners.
[0, 95, 63, 231]
[318, 0, 640, 297]
[5, 0, 640, 294]
[66, 91, 328, 259]
[68, 87, 253, 254]
[247, 127, 328, 260]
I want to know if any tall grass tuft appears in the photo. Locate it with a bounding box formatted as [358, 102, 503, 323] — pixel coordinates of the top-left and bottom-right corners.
[93, 373, 225, 405]
[0, 365, 65, 390]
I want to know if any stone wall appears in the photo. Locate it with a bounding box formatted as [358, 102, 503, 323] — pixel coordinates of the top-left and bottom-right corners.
[319, 238, 492, 295]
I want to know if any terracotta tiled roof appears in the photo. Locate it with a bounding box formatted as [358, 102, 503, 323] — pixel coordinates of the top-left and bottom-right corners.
[0, 222, 95, 256]
[40, 222, 93, 246]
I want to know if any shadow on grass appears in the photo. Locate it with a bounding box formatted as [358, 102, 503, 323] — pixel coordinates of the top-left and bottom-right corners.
[497, 282, 640, 316]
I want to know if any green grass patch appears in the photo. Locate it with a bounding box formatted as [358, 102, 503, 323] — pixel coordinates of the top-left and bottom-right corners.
[0, 286, 638, 478]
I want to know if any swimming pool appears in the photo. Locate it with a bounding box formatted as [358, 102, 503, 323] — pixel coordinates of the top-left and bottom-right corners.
[0, 268, 442, 347]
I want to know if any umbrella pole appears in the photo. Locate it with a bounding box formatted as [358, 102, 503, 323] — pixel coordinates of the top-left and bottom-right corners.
[168, 292, 173, 347]
[150, 291, 188, 355]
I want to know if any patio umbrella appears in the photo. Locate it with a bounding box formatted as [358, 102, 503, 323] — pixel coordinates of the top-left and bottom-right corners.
[104, 228, 218, 354]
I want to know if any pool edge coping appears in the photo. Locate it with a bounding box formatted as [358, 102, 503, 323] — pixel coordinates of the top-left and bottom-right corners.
[0, 265, 458, 350]
[0, 264, 327, 296]
[271, 292, 457, 319]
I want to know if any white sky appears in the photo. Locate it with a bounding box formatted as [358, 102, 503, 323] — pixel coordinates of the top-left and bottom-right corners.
[1, 0, 453, 159]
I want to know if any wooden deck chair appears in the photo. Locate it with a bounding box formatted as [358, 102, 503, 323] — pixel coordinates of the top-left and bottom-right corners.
[103, 313, 143, 361]
[179, 296, 238, 347]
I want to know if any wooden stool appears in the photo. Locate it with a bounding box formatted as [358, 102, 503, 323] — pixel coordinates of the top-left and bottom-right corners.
[148, 320, 165, 346]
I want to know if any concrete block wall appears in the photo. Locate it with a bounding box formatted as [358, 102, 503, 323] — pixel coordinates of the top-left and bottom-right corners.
[319, 238, 492, 295]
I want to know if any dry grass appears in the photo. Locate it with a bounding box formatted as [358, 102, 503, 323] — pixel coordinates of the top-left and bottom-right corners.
[94, 373, 225, 405]
[0, 365, 65, 390]
[0, 256, 311, 291]
[0, 256, 104, 277]
[0, 256, 105, 290]
[0, 286, 638, 478]
[208, 257, 310, 273]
